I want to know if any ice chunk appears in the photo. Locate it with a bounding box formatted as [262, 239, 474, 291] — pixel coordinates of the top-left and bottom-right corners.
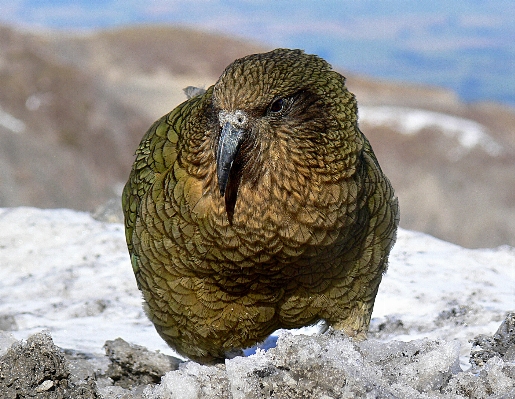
[0, 331, 17, 357]
[145, 361, 230, 399]
[147, 330, 470, 398]
[150, 371, 200, 399]
[361, 338, 462, 393]
[226, 349, 275, 399]
[470, 312, 515, 370]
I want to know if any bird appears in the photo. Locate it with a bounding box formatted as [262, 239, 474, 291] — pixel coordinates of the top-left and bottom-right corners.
[122, 48, 399, 364]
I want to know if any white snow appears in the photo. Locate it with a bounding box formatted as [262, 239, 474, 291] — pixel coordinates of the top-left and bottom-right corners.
[358, 105, 504, 157]
[373, 229, 515, 366]
[0, 206, 514, 375]
[0, 105, 25, 133]
[0, 207, 174, 357]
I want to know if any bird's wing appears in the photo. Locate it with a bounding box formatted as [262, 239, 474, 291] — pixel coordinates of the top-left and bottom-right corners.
[361, 133, 400, 256]
[122, 113, 176, 268]
[122, 84, 214, 277]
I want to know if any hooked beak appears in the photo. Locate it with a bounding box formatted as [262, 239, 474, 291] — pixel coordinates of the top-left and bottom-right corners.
[216, 121, 246, 197]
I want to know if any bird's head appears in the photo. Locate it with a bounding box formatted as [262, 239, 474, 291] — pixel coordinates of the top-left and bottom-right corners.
[210, 49, 361, 221]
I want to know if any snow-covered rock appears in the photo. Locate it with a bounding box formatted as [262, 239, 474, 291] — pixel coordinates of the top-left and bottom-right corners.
[359, 106, 504, 157]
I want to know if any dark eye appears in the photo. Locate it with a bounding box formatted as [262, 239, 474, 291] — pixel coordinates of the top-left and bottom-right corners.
[269, 98, 285, 113]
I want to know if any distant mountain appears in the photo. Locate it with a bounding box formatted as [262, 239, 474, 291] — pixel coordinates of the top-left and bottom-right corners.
[0, 24, 264, 210]
[1, 0, 514, 106]
[0, 24, 514, 249]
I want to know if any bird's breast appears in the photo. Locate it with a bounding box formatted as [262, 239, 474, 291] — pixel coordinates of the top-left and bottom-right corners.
[184, 172, 353, 270]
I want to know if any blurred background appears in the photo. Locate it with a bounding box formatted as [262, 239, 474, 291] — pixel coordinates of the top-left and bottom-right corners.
[0, 0, 514, 248]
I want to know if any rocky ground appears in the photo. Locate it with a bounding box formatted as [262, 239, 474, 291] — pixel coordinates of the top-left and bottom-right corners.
[1, 314, 514, 398]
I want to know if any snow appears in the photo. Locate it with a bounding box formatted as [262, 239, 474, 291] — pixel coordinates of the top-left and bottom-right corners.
[1, 207, 514, 397]
[0, 207, 173, 356]
[358, 105, 504, 157]
[0, 105, 25, 133]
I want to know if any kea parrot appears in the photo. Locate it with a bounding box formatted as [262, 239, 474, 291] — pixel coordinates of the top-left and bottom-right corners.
[122, 48, 399, 364]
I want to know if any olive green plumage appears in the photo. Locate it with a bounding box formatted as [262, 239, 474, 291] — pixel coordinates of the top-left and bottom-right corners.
[122, 48, 399, 364]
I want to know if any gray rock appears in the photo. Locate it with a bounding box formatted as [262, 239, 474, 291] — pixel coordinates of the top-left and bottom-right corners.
[470, 312, 515, 370]
[104, 337, 183, 388]
[0, 331, 99, 398]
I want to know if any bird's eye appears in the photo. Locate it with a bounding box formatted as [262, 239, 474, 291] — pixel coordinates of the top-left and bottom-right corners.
[269, 98, 285, 114]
